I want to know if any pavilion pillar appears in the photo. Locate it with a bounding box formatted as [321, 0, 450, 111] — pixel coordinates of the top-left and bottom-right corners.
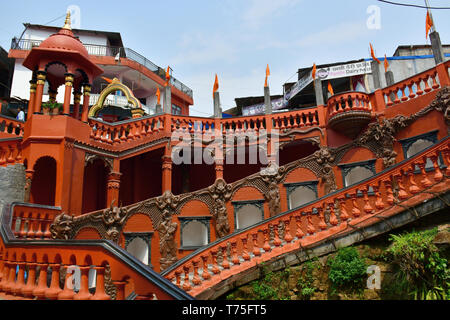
[34, 71, 46, 114]
[27, 80, 36, 119]
[81, 84, 92, 123]
[63, 73, 74, 116]
[73, 90, 82, 120]
[162, 147, 172, 193]
[106, 171, 122, 207]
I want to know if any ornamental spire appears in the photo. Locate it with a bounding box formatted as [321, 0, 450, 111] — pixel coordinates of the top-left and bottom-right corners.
[62, 11, 72, 30]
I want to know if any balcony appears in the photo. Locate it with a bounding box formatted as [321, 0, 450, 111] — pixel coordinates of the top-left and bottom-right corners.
[10, 38, 193, 98]
[326, 92, 373, 138]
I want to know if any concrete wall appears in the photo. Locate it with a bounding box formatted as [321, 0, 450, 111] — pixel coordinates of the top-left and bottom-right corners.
[0, 164, 26, 215]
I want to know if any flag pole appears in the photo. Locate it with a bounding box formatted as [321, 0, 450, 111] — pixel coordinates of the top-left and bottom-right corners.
[424, 0, 436, 32]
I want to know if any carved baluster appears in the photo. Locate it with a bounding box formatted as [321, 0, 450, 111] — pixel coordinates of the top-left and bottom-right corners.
[90, 266, 111, 300]
[262, 229, 271, 252]
[386, 90, 394, 106]
[407, 167, 420, 194]
[306, 211, 315, 235]
[220, 245, 230, 270]
[431, 71, 439, 89]
[12, 262, 26, 296]
[120, 127, 127, 141]
[182, 265, 192, 291]
[418, 160, 432, 187]
[328, 203, 338, 226]
[362, 187, 374, 214]
[415, 78, 423, 95]
[73, 266, 92, 300]
[174, 269, 182, 288]
[423, 75, 432, 92]
[32, 263, 49, 299]
[241, 236, 251, 260]
[394, 172, 408, 200]
[22, 262, 38, 298]
[317, 206, 327, 230]
[210, 249, 220, 274]
[305, 113, 311, 126]
[407, 81, 416, 99]
[294, 213, 304, 239]
[26, 213, 36, 239]
[19, 212, 28, 238]
[350, 193, 361, 218]
[43, 215, 52, 239]
[283, 218, 293, 243]
[58, 265, 76, 300]
[430, 154, 443, 181]
[192, 260, 202, 286]
[400, 85, 408, 101]
[45, 264, 63, 300]
[34, 213, 44, 239]
[200, 255, 211, 280]
[230, 241, 240, 265]
[337, 196, 349, 221]
[3, 260, 17, 295]
[252, 233, 261, 256]
[272, 223, 282, 248]
[373, 183, 385, 210]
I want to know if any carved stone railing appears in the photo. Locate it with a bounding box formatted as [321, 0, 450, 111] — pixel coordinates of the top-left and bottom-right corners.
[160, 137, 450, 297]
[0, 115, 25, 138]
[0, 204, 194, 300]
[0, 137, 23, 167]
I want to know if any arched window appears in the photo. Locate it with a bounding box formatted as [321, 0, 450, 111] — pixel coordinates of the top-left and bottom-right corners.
[124, 232, 153, 266]
[285, 182, 318, 210]
[180, 219, 210, 248]
[339, 160, 376, 188]
[233, 201, 264, 230]
[400, 131, 439, 170]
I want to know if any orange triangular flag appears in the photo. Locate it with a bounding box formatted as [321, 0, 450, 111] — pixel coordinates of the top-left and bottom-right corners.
[384, 54, 389, 73]
[102, 76, 113, 84]
[370, 43, 381, 64]
[327, 81, 334, 96]
[426, 11, 433, 38]
[265, 64, 270, 87]
[213, 74, 219, 97]
[311, 63, 316, 80]
[156, 87, 161, 105]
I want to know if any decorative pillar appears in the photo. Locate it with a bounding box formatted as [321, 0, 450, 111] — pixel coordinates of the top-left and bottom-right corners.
[73, 90, 82, 119]
[213, 91, 222, 118]
[314, 78, 324, 106]
[162, 148, 172, 193]
[90, 267, 111, 300]
[34, 71, 46, 114]
[429, 31, 445, 65]
[264, 86, 272, 114]
[63, 73, 74, 115]
[81, 83, 92, 122]
[27, 80, 36, 118]
[163, 85, 172, 114]
[107, 171, 122, 207]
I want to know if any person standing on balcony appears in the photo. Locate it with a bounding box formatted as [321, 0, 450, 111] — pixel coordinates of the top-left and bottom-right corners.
[16, 107, 25, 121]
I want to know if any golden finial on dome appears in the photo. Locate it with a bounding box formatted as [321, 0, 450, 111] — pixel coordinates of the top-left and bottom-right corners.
[62, 11, 72, 30]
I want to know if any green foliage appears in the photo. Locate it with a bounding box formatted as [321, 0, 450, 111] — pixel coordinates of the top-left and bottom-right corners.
[297, 259, 320, 300]
[251, 270, 279, 300]
[42, 101, 63, 110]
[327, 247, 367, 292]
[386, 228, 449, 300]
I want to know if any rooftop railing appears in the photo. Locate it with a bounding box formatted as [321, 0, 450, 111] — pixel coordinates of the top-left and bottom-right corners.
[10, 38, 194, 98]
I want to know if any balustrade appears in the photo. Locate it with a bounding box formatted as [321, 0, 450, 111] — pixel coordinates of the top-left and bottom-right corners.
[0, 139, 23, 167]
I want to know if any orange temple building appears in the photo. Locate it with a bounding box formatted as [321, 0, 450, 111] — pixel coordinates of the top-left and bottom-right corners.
[0, 13, 449, 301]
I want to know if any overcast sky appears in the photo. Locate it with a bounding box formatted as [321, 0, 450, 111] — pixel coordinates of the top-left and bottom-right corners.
[1, 0, 449, 116]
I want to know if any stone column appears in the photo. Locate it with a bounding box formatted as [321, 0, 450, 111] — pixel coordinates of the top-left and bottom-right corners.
[163, 85, 172, 114]
[371, 60, 381, 90]
[106, 171, 122, 207]
[24, 169, 34, 203]
[63, 73, 74, 116]
[314, 78, 324, 106]
[213, 91, 222, 118]
[81, 84, 92, 123]
[429, 31, 445, 65]
[73, 90, 82, 120]
[264, 86, 272, 114]
[27, 80, 36, 119]
[34, 71, 46, 114]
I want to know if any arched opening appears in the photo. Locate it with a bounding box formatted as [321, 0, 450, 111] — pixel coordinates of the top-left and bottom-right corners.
[181, 220, 209, 247]
[126, 237, 149, 265]
[288, 185, 317, 209]
[30, 156, 56, 206]
[406, 139, 436, 169]
[82, 158, 108, 213]
[344, 166, 374, 187]
[235, 203, 263, 230]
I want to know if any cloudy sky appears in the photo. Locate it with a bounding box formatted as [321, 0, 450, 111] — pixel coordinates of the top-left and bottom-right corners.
[1, 0, 449, 116]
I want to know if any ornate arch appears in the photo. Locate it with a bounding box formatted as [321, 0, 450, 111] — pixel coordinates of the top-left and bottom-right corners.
[88, 78, 143, 117]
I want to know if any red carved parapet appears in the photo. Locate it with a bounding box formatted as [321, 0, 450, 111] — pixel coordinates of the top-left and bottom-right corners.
[0, 138, 23, 167]
[161, 138, 449, 297]
[11, 204, 62, 240]
[326, 91, 373, 138]
[0, 115, 25, 138]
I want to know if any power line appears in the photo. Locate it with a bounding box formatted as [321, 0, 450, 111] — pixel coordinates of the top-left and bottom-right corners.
[43, 13, 67, 26]
[377, 0, 450, 9]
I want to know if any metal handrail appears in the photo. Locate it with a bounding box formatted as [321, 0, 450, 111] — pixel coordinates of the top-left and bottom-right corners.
[10, 38, 193, 98]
